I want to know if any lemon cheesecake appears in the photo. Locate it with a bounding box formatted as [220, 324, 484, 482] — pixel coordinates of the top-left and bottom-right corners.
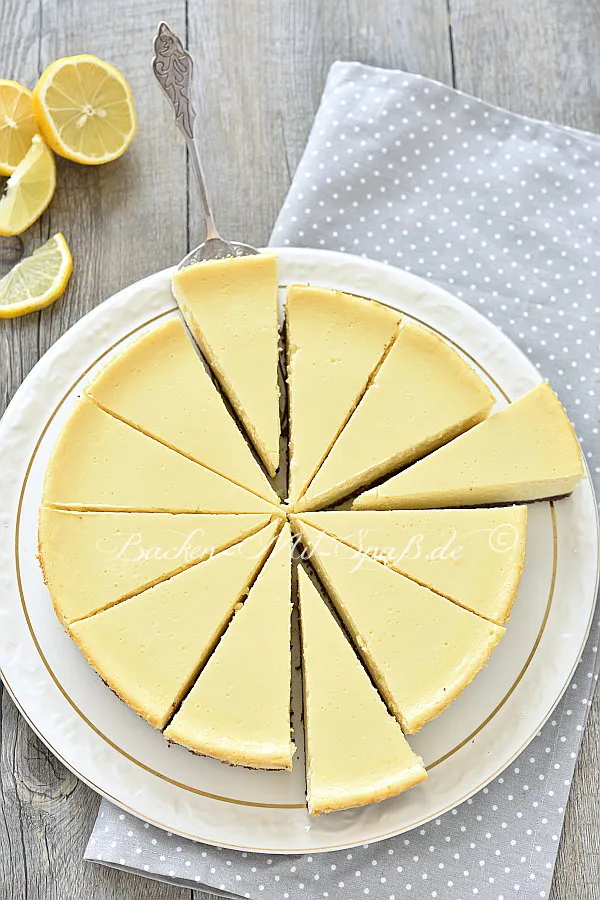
[165, 525, 294, 768]
[86, 317, 279, 503]
[295, 521, 505, 733]
[43, 397, 278, 513]
[296, 507, 527, 625]
[298, 567, 426, 814]
[69, 520, 281, 729]
[296, 322, 494, 510]
[39, 508, 272, 625]
[355, 383, 584, 510]
[286, 285, 400, 503]
[171, 254, 281, 477]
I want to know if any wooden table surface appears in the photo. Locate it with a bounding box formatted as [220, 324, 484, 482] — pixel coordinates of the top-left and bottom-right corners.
[1, 1, 599, 897]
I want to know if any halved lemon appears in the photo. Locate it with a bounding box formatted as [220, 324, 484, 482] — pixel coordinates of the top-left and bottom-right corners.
[0, 79, 39, 176]
[0, 233, 73, 318]
[32, 55, 137, 165]
[0, 134, 56, 236]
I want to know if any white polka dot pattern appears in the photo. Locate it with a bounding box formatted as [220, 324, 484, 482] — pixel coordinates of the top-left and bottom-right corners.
[86, 63, 599, 900]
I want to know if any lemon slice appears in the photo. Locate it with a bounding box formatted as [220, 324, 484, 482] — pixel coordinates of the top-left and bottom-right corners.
[0, 80, 38, 176]
[0, 233, 72, 318]
[0, 134, 56, 236]
[32, 55, 137, 165]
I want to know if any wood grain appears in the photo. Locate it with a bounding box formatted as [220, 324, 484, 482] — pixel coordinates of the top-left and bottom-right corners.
[0, 0, 598, 897]
[0, 0, 192, 897]
[186, 0, 453, 248]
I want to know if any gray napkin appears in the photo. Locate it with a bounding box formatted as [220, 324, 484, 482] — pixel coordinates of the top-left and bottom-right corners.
[86, 63, 600, 899]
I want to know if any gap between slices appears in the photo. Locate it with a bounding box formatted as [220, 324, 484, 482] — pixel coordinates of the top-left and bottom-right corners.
[85, 316, 280, 505]
[68, 520, 282, 730]
[354, 382, 585, 510]
[295, 320, 495, 511]
[294, 520, 506, 734]
[285, 284, 401, 504]
[297, 565, 426, 815]
[43, 396, 281, 514]
[39, 509, 276, 625]
[171, 254, 281, 478]
[293, 507, 527, 626]
[164, 524, 295, 769]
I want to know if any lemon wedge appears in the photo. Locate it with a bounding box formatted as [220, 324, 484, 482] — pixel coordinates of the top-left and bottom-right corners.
[0, 134, 56, 236]
[32, 55, 137, 165]
[0, 233, 72, 318]
[0, 79, 39, 176]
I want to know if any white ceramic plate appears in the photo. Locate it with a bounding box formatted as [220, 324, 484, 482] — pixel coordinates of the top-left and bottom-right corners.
[0, 248, 597, 854]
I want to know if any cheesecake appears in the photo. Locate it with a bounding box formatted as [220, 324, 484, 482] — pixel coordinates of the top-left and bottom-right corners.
[298, 566, 426, 814]
[69, 520, 281, 729]
[285, 285, 400, 503]
[86, 317, 279, 504]
[296, 322, 494, 510]
[295, 521, 505, 733]
[43, 397, 278, 514]
[171, 254, 281, 477]
[39, 508, 272, 625]
[164, 525, 294, 769]
[354, 383, 584, 510]
[296, 507, 527, 625]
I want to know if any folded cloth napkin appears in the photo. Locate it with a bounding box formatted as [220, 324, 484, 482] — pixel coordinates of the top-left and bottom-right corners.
[86, 62, 600, 899]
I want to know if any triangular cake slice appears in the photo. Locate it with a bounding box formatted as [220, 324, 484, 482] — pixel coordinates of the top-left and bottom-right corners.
[39, 508, 272, 625]
[354, 383, 584, 510]
[286, 285, 400, 503]
[297, 507, 527, 625]
[295, 521, 505, 733]
[69, 521, 281, 729]
[171, 254, 281, 477]
[43, 397, 278, 514]
[298, 567, 426, 815]
[165, 525, 294, 769]
[297, 322, 494, 510]
[86, 317, 278, 503]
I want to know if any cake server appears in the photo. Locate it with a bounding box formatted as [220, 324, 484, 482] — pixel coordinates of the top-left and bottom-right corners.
[152, 21, 259, 267]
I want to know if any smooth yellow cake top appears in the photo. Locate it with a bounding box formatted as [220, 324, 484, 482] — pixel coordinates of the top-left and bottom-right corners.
[285, 284, 400, 503]
[295, 521, 505, 734]
[298, 567, 426, 815]
[165, 525, 294, 769]
[296, 507, 527, 625]
[69, 520, 281, 730]
[297, 321, 494, 510]
[43, 396, 277, 514]
[39, 508, 271, 625]
[172, 253, 281, 477]
[86, 317, 279, 504]
[355, 382, 584, 510]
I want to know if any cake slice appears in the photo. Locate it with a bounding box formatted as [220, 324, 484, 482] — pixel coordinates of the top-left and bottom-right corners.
[285, 285, 400, 503]
[354, 383, 584, 510]
[39, 508, 272, 625]
[295, 521, 505, 733]
[296, 507, 527, 625]
[298, 567, 426, 815]
[86, 317, 279, 503]
[165, 525, 294, 769]
[296, 322, 494, 510]
[43, 397, 278, 514]
[171, 254, 281, 477]
[69, 520, 281, 729]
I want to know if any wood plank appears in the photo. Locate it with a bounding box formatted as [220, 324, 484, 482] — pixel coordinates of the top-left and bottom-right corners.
[449, 3, 600, 897]
[186, 0, 453, 249]
[0, 0, 190, 897]
[450, 0, 600, 130]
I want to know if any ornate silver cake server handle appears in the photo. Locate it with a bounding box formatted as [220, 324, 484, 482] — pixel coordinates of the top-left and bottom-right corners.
[152, 21, 259, 267]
